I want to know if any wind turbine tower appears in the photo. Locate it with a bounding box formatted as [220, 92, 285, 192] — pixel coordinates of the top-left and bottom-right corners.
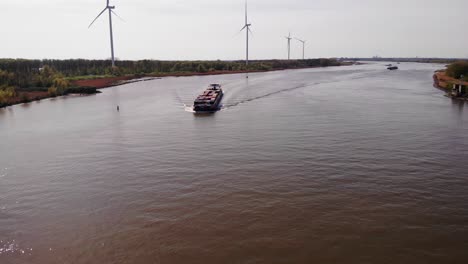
[285, 33, 292, 60]
[240, 1, 253, 69]
[89, 0, 121, 67]
[296, 38, 306, 60]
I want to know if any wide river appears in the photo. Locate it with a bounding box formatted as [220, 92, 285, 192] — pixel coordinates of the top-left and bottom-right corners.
[1, 62, 467, 263]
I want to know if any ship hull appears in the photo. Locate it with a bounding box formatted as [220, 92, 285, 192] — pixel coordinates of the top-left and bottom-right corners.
[193, 84, 224, 113]
[193, 93, 223, 113]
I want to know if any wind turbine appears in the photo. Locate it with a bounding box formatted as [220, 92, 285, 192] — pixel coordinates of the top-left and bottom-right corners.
[88, 0, 120, 67]
[285, 33, 292, 60]
[240, 0, 252, 72]
[295, 38, 306, 60]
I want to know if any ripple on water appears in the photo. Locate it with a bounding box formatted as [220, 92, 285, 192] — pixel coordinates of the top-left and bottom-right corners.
[0, 240, 33, 256]
[0, 167, 7, 178]
[1, 63, 468, 263]
[184, 105, 195, 113]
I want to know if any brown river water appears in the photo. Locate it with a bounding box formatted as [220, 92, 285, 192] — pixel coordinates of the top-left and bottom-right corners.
[1, 62, 468, 263]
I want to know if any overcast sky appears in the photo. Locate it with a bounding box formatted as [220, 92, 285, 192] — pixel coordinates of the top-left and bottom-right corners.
[0, 0, 467, 60]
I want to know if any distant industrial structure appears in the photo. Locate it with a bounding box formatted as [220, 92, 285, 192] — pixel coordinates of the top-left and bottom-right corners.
[451, 75, 467, 98]
[451, 83, 467, 97]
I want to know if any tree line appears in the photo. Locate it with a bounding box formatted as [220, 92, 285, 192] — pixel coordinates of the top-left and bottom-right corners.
[446, 61, 468, 80]
[0, 58, 340, 106]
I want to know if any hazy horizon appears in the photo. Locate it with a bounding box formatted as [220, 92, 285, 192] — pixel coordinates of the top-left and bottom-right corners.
[1, 0, 467, 61]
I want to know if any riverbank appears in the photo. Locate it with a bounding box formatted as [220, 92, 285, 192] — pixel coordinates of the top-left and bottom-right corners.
[433, 70, 468, 100]
[433, 70, 468, 89]
[433, 70, 452, 90]
[72, 66, 351, 89]
[1, 90, 50, 107]
[0, 87, 102, 108]
[1, 64, 355, 108]
[0, 58, 348, 108]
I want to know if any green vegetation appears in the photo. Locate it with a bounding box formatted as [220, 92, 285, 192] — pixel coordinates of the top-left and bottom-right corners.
[65, 75, 114, 81]
[0, 58, 340, 85]
[0, 58, 340, 107]
[446, 61, 468, 80]
[0, 69, 16, 107]
[0, 86, 16, 107]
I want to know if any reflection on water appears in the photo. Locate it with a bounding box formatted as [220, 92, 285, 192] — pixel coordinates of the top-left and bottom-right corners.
[20, 103, 31, 109]
[0, 240, 33, 256]
[1, 62, 468, 264]
[452, 98, 465, 115]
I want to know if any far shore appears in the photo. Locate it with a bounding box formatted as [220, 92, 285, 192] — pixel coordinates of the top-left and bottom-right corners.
[73, 69, 272, 89]
[1, 63, 355, 109]
[73, 64, 355, 89]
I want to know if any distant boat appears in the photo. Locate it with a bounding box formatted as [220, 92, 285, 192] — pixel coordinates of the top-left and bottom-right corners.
[387, 66, 398, 70]
[193, 84, 224, 113]
[385, 64, 393, 67]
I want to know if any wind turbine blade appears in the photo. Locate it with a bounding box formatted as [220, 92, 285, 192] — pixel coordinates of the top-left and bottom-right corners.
[245, 0, 248, 25]
[232, 30, 242, 38]
[88, 7, 108, 28]
[248, 27, 253, 36]
[240, 25, 247, 32]
[111, 10, 125, 22]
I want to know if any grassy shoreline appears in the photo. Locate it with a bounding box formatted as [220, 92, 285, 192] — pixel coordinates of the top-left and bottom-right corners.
[73, 67, 339, 89]
[1, 62, 349, 108]
[433, 61, 468, 100]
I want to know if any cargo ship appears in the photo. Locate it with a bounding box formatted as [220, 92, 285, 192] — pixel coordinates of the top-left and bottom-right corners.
[193, 84, 224, 113]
